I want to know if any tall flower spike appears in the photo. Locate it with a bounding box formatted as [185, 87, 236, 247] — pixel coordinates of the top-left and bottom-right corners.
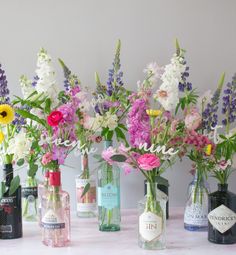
[106, 39, 124, 96]
[222, 73, 236, 130]
[0, 64, 10, 104]
[202, 73, 225, 131]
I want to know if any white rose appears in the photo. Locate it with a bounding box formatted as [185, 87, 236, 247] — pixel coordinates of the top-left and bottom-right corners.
[7, 130, 32, 161]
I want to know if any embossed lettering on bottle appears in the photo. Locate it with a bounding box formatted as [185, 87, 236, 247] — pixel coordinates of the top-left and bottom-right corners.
[184, 202, 208, 226]
[208, 204, 236, 233]
[139, 212, 162, 241]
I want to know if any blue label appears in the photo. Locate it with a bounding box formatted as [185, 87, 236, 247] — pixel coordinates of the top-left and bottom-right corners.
[98, 184, 119, 210]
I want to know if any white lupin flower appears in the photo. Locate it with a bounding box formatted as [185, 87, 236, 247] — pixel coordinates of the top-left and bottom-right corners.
[143, 62, 164, 84]
[20, 75, 35, 99]
[7, 130, 32, 161]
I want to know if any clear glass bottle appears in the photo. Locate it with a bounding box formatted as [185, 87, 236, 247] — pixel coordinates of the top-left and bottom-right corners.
[98, 140, 120, 231]
[75, 153, 96, 218]
[208, 183, 236, 244]
[22, 175, 38, 222]
[184, 170, 210, 231]
[138, 182, 168, 250]
[0, 164, 22, 239]
[41, 171, 70, 247]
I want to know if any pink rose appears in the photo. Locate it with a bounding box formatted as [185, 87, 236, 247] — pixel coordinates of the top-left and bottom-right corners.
[185, 108, 202, 130]
[137, 153, 161, 171]
[102, 147, 116, 165]
[42, 152, 53, 166]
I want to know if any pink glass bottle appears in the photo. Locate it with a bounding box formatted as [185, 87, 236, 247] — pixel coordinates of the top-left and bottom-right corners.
[41, 171, 70, 247]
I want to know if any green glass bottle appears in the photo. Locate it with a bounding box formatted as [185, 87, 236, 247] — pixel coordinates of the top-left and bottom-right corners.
[98, 140, 120, 231]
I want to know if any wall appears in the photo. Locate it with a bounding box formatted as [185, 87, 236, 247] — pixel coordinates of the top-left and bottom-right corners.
[0, 0, 236, 210]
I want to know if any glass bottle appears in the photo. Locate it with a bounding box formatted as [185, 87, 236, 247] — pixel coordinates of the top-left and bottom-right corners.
[138, 182, 168, 250]
[75, 153, 96, 218]
[38, 171, 49, 226]
[208, 183, 236, 244]
[98, 140, 120, 231]
[0, 164, 22, 239]
[41, 171, 70, 247]
[22, 175, 38, 222]
[184, 170, 210, 231]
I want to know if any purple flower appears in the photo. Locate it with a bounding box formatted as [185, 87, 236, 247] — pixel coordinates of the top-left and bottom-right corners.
[127, 99, 151, 148]
[52, 145, 67, 165]
[178, 65, 193, 93]
[0, 64, 10, 103]
[57, 103, 78, 124]
[222, 74, 236, 126]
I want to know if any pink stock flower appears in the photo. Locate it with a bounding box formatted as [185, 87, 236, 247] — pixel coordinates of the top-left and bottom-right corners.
[57, 103, 78, 124]
[70, 85, 81, 96]
[137, 153, 161, 171]
[102, 147, 116, 165]
[185, 107, 202, 130]
[42, 152, 53, 166]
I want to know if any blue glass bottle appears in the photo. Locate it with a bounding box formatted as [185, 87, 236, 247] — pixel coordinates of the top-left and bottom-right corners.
[184, 170, 210, 231]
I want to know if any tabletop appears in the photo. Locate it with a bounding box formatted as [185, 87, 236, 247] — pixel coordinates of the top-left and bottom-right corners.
[0, 208, 236, 255]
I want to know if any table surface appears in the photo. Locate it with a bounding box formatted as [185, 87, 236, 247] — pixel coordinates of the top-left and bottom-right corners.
[0, 208, 236, 255]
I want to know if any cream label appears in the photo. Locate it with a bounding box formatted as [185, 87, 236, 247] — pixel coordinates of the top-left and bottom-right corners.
[208, 204, 236, 233]
[139, 212, 162, 241]
[42, 209, 65, 229]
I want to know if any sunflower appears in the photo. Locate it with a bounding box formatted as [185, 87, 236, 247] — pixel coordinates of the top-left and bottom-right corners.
[0, 131, 4, 144]
[205, 144, 212, 156]
[0, 104, 15, 125]
[146, 109, 162, 117]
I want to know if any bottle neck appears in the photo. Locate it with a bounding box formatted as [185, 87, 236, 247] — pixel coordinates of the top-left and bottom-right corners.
[218, 183, 228, 192]
[3, 164, 13, 187]
[104, 140, 113, 149]
[146, 182, 157, 199]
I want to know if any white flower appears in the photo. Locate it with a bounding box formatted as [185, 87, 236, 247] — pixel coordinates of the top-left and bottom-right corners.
[154, 81, 179, 111]
[7, 130, 32, 161]
[20, 75, 35, 99]
[104, 112, 118, 130]
[76, 91, 91, 111]
[197, 90, 213, 111]
[143, 62, 164, 84]
[34, 48, 60, 107]
[91, 114, 104, 132]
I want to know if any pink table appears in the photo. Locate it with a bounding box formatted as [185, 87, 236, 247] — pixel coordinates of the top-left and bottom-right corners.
[1, 208, 236, 255]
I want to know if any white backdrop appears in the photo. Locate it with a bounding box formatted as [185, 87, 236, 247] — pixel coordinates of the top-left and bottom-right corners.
[0, 0, 236, 210]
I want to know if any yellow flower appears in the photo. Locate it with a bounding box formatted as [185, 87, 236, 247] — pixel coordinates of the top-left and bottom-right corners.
[0, 131, 4, 144]
[205, 144, 212, 156]
[146, 109, 162, 117]
[0, 104, 15, 125]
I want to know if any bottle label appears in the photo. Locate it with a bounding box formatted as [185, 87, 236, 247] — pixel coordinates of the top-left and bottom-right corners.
[41, 209, 65, 230]
[184, 202, 208, 226]
[22, 187, 38, 199]
[208, 204, 236, 233]
[97, 184, 119, 210]
[139, 211, 163, 242]
[76, 179, 96, 212]
[0, 196, 17, 233]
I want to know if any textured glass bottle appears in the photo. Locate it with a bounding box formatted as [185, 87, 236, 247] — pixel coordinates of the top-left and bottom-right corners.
[0, 164, 22, 239]
[98, 140, 120, 231]
[184, 171, 210, 231]
[41, 171, 70, 247]
[208, 184, 236, 244]
[22, 175, 38, 222]
[76, 153, 96, 218]
[138, 182, 168, 250]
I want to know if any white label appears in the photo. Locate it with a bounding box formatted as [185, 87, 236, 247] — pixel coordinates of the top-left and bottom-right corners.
[208, 204, 236, 234]
[42, 209, 65, 230]
[184, 203, 208, 226]
[139, 212, 162, 242]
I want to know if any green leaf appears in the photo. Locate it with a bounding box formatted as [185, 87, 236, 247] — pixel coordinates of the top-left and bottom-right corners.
[80, 183, 90, 198]
[115, 127, 126, 142]
[16, 109, 47, 127]
[9, 176, 20, 195]
[111, 154, 127, 162]
[44, 98, 51, 114]
[0, 182, 6, 198]
[17, 158, 25, 167]
[118, 123, 128, 131]
[175, 38, 180, 56]
[28, 164, 38, 177]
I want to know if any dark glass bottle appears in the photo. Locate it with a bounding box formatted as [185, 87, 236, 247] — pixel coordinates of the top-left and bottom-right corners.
[0, 164, 22, 239]
[144, 179, 169, 219]
[208, 184, 236, 244]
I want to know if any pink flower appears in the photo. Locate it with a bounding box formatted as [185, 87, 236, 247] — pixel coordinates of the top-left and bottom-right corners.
[42, 152, 53, 166]
[171, 119, 179, 132]
[137, 153, 161, 171]
[118, 143, 130, 153]
[218, 160, 231, 170]
[122, 163, 133, 175]
[185, 107, 202, 130]
[102, 147, 116, 165]
[70, 85, 81, 96]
